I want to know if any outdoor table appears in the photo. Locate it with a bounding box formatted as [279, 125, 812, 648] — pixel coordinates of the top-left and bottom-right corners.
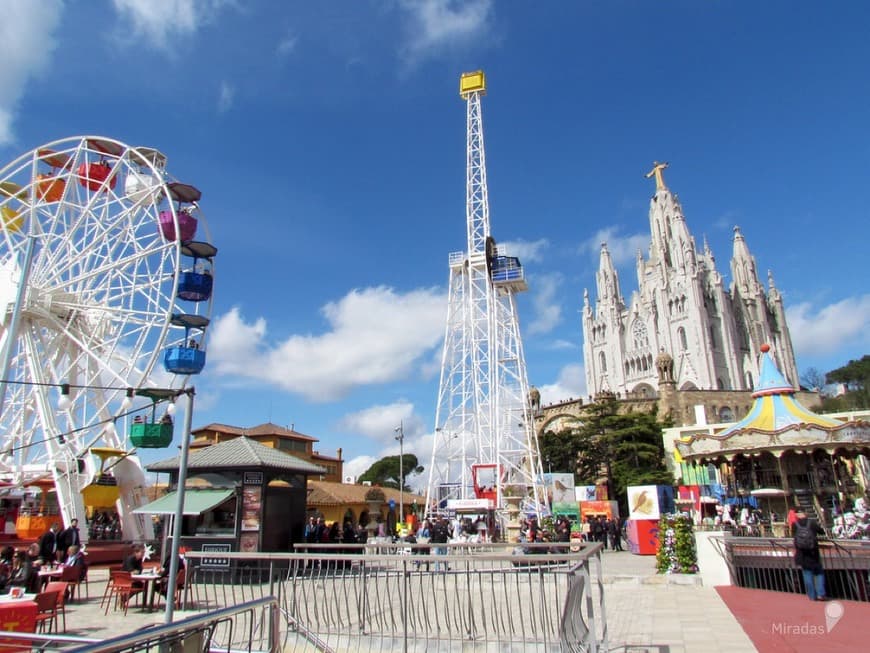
[37, 568, 62, 589]
[0, 594, 36, 604]
[0, 596, 37, 634]
[130, 572, 162, 612]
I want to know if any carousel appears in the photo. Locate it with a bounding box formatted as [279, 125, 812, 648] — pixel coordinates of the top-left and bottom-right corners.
[676, 344, 870, 534]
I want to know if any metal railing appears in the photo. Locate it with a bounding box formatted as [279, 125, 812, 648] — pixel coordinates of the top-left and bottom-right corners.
[713, 535, 870, 602]
[0, 597, 279, 653]
[183, 541, 608, 652]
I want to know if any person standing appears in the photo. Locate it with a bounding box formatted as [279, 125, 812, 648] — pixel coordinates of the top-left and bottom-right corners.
[430, 516, 450, 571]
[38, 523, 60, 564]
[58, 518, 82, 561]
[608, 518, 623, 551]
[793, 511, 826, 601]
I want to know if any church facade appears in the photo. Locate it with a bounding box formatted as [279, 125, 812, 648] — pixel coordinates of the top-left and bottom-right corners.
[582, 163, 799, 399]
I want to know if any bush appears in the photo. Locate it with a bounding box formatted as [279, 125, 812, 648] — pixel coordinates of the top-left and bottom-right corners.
[656, 513, 698, 574]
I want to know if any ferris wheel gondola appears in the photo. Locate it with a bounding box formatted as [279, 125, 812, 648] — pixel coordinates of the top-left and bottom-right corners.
[0, 136, 217, 541]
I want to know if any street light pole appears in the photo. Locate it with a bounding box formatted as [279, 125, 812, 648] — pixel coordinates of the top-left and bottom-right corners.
[164, 387, 195, 624]
[395, 421, 404, 530]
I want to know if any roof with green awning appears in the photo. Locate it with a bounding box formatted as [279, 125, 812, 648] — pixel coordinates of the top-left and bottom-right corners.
[133, 488, 234, 515]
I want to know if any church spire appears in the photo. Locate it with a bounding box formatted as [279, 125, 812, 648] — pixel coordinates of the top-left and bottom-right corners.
[730, 226, 761, 294]
[596, 243, 623, 306]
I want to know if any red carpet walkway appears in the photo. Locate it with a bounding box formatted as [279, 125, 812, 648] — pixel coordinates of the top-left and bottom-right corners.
[716, 586, 865, 652]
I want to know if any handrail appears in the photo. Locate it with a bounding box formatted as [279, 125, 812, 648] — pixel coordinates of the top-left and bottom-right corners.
[64, 597, 280, 653]
[0, 631, 98, 648]
[185, 542, 606, 652]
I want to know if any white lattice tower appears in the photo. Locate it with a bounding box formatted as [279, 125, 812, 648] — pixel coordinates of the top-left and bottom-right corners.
[425, 71, 548, 524]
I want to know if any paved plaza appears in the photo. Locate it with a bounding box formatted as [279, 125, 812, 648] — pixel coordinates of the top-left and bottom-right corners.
[43, 549, 869, 651]
[42, 550, 763, 652]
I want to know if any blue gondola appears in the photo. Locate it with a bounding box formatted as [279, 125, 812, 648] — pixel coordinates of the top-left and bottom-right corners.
[491, 256, 523, 282]
[178, 271, 213, 302]
[163, 313, 210, 375]
[177, 241, 218, 302]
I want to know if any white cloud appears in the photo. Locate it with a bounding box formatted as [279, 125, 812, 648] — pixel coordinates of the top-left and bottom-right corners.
[537, 364, 586, 406]
[217, 81, 235, 113]
[111, 0, 230, 50]
[527, 273, 562, 335]
[276, 31, 297, 56]
[208, 286, 446, 401]
[343, 455, 377, 482]
[498, 238, 548, 263]
[547, 339, 578, 351]
[398, 0, 493, 66]
[340, 403, 435, 493]
[0, 1, 63, 145]
[786, 295, 870, 357]
[338, 401, 423, 444]
[580, 227, 648, 267]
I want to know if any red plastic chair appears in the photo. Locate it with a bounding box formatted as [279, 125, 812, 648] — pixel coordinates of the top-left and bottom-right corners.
[156, 568, 187, 610]
[59, 566, 84, 602]
[34, 590, 59, 633]
[104, 570, 143, 615]
[99, 564, 123, 609]
[43, 582, 68, 632]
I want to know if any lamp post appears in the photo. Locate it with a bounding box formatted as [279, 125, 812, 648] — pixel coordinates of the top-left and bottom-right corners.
[395, 421, 404, 530]
[164, 386, 195, 624]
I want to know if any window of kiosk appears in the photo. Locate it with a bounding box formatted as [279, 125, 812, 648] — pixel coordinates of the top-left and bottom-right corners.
[180, 497, 237, 536]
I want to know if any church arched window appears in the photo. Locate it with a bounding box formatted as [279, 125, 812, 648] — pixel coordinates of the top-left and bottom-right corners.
[678, 327, 688, 351]
[735, 310, 750, 349]
[599, 351, 607, 373]
[719, 406, 735, 422]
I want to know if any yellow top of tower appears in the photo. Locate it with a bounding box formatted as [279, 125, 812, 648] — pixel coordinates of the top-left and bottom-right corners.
[459, 70, 486, 97]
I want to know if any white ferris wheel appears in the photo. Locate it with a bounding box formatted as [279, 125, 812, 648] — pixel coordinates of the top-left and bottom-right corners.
[0, 136, 216, 540]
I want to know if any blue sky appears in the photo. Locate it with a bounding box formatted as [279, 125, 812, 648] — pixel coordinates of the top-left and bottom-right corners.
[2, 1, 869, 487]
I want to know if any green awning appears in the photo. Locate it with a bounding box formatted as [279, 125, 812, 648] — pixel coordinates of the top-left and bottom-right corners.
[133, 488, 234, 516]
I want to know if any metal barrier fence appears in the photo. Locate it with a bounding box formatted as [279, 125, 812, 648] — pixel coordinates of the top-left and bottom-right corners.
[184, 542, 608, 653]
[0, 597, 280, 653]
[713, 536, 870, 602]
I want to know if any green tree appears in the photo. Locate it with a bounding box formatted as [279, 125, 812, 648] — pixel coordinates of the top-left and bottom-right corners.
[568, 396, 672, 514]
[539, 428, 582, 473]
[358, 454, 423, 491]
[824, 355, 870, 409]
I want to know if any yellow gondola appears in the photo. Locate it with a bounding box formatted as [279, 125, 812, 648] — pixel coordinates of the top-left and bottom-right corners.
[1, 206, 23, 232]
[81, 448, 127, 508]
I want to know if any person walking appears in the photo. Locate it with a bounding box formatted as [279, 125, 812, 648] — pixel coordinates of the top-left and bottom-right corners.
[793, 510, 826, 601]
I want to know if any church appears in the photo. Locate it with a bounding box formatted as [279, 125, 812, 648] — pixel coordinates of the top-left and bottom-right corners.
[582, 162, 799, 401]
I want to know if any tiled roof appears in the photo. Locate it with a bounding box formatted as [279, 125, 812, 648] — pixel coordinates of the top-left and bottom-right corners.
[192, 422, 318, 442]
[307, 480, 425, 507]
[147, 436, 326, 474]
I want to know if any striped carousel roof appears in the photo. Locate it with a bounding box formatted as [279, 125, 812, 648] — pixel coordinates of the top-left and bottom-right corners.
[675, 344, 870, 460]
[718, 345, 840, 436]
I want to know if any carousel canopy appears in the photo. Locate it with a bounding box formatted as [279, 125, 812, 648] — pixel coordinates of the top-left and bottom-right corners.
[676, 344, 870, 461]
